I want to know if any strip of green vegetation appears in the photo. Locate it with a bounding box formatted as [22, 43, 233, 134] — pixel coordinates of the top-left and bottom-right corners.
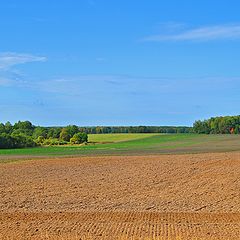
[88, 133, 160, 143]
[1, 134, 240, 163]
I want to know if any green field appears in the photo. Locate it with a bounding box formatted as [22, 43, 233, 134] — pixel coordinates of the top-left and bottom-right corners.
[1, 133, 240, 162]
[88, 133, 160, 143]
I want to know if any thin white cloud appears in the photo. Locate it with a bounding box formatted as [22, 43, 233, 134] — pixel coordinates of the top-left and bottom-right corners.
[21, 75, 240, 97]
[0, 52, 46, 70]
[143, 24, 240, 42]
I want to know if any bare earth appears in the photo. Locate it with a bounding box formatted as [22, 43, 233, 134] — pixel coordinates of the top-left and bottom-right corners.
[1, 152, 240, 239]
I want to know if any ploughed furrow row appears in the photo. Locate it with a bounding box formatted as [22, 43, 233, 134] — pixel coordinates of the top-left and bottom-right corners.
[1, 211, 240, 240]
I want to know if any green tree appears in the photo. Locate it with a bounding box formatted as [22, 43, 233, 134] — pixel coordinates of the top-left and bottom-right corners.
[60, 128, 71, 141]
[70, 132, 88, 144]
[36, 136, 45, 144]
[0, 133, 14, 148]
[47, 127, 61, 138]
[65, 125, 79, 137]
[33, 127, 48, 139]
[4, 121, 13, 134]
[13, 121, 34, 136]
[0, 123, 5, 134]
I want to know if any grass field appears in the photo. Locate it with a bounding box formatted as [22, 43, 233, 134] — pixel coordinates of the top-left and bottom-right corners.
[88, 133, 159, 143]
[1, 133, 240, 161]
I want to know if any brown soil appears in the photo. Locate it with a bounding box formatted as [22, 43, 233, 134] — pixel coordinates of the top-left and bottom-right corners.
[1, 152, 240, 239]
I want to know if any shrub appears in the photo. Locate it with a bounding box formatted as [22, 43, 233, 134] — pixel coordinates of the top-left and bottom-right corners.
[70, 132, 88, 144]
[0, 133, 37, 149]
[42, 138, 68, 146]
[36, 136, 45, 145]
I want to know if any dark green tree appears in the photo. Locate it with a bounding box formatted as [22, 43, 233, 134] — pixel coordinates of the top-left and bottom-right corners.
[70, 132, 88, 144]
[60, 128, 71, 141]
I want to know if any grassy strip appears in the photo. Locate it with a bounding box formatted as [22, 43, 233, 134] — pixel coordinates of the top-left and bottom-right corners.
[0, 134, 240, 163]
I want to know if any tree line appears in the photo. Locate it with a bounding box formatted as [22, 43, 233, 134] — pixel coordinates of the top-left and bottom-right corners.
[0, 121, 88, 149]
[2, 116, 240, 149]
[0, 121, 192, 149]
[193, 115, 240, 134]
[78, 126, 192, 134]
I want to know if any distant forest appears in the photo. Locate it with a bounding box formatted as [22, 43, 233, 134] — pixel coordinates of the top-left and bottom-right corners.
[0, 121, 191, 149]
[193, 115, 240, 134]
[80, 126, 192, 134]
[1, 116, 240, 149]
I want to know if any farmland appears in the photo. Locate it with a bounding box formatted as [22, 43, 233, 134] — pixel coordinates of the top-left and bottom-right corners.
[1, 134, 240, 161]
[1, 151, 240, 239]
[1, 134, 240, 239]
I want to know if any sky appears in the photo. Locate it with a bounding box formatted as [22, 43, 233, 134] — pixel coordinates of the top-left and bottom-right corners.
[1, 0, 240, 126]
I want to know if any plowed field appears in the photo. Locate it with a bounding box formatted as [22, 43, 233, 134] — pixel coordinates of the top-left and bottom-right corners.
[1, 152, 240, 239]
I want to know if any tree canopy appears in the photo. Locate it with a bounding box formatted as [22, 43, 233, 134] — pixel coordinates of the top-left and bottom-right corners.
[0, 120, 192, 149]
[193, 115, 240, 134]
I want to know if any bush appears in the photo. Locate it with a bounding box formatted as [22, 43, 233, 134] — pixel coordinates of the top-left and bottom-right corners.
[35, 136, 45, 145]
[60, 128, 71, 142]
[42, 138, 68, 146]
[70, 132, 88, 144]
[0, 133, 37, 149]
[58, 140, 68, 145]
[11, 133, 37, 148]
[0, 133, 15, 149]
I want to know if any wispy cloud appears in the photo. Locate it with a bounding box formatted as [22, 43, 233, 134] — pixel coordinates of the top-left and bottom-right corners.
[1, 72, 240, 126]
[143, 23, 240, 42]
[0, 52, 46, 70]
[17, 74, 239, 98]
[0, 73, 28, 87]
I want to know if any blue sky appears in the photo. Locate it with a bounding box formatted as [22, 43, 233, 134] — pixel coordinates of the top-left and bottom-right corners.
[1, 0, 240, 126]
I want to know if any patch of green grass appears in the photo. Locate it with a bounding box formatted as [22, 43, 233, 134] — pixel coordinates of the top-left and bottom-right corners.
[1, 134, 240, 163]
[88, 133, 159, 143]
